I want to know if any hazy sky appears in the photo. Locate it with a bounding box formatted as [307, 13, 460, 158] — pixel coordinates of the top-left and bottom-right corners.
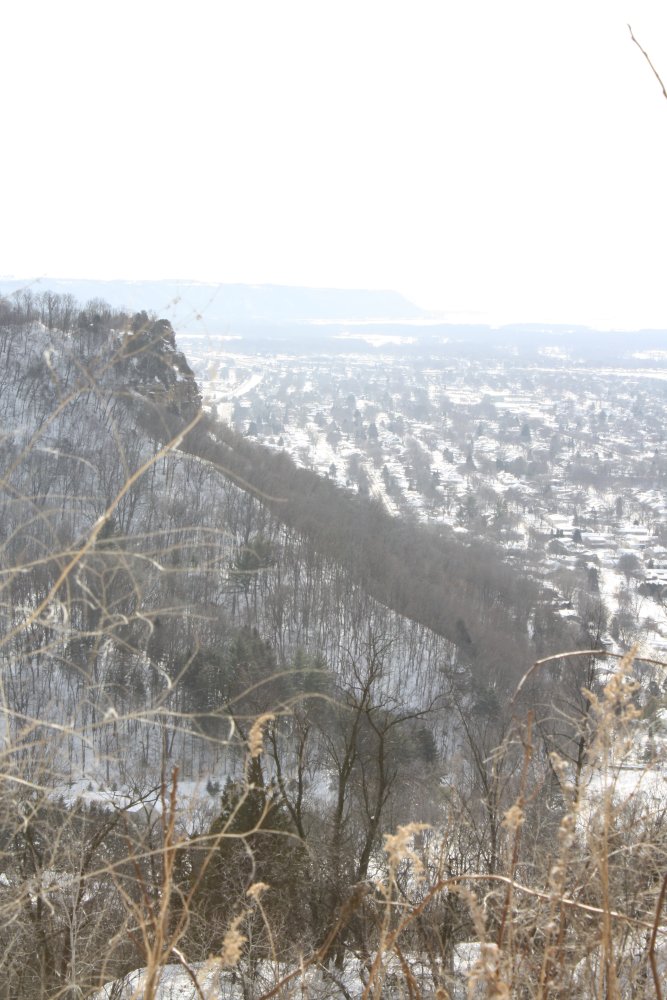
[3, 1, 667, 328]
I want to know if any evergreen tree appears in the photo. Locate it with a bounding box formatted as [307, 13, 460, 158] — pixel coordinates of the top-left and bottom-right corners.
[186, 764, 312, 960]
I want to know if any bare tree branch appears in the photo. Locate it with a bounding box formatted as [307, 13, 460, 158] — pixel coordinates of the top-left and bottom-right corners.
[629, 24, 667, 103]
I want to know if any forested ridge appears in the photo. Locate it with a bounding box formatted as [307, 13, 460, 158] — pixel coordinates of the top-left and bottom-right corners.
[184, 416, 569, 672]
[0, 290, 665, 999]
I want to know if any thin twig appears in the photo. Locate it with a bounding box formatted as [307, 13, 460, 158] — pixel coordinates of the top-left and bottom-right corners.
[257, 885, 371, 1000]
[648, 871, 667, 1000]
[497, 713, 533, 952]
[629, 25, 667, 102]
[170, 947, 206, 1000]
[0, 410, 203, 652]
[512, 647, 667, 709]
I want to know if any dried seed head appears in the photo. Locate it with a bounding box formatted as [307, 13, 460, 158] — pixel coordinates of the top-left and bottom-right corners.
[220, 913, 247, 967]
[383, 823, 429, 871]
[246, 881, 270, 902]
[247, 713, 275, 759]
[502, 804, 524, 831]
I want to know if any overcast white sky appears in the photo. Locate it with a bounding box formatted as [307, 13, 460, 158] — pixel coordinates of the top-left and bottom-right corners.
[3, 0, 667, 328]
